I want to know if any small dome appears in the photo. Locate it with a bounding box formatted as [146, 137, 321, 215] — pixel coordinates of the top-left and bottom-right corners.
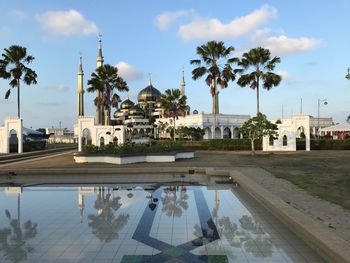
[137, 83, 161, 103]
[193, 110, 198, 114]
[129, 105, 145, 116]
[113, 108, 126, 118]
[120, 99, 135, 109]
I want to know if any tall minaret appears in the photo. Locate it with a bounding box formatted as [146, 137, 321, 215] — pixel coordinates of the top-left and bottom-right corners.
[96, 33, 104, 68]
[77, 55, 84, 117]
[181, 67, 185, 97]
[96, 34, 104, 125]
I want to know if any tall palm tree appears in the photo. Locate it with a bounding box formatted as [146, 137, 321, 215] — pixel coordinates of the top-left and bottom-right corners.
[0, 45, 37, 118]
[236, 47, 281, 115]
[190, 41, 236, 115]
[159, 89, 187, 141]
[87, 64, 128, 125]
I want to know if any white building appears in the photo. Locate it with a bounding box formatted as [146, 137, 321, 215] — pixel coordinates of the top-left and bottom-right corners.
[0, 117, 23, 154]
[156, 113, 250, 139]
[263, 115, 333, 152]
[74, 37, 251, 151]
[46, 127, 76, 144]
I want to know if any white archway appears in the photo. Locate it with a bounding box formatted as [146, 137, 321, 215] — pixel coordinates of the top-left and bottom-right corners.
[204, 127, 212, 139]
[215, 127, 221, 139]
[9, 129, 18, 153]
[223, 127, 232, 139]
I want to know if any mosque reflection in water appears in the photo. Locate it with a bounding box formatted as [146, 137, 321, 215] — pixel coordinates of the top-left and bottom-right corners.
[0, 185, 324, 263]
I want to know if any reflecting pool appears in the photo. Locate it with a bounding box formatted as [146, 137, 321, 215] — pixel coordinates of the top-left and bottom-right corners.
[0, 185, 324, 262]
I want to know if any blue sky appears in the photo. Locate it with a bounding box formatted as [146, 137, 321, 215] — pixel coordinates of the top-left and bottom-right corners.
[0, 0, 349, 129]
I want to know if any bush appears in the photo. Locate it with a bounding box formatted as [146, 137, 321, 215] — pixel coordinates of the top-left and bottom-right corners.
[82, 141, 185, 155]
[176, 139, 261, 151]
[311, 139, 350, 150]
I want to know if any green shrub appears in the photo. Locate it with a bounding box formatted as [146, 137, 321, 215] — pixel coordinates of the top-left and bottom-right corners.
[177, 139, 261, 151]
[311, 139, 350, 150]
[82, 141, 185, 155]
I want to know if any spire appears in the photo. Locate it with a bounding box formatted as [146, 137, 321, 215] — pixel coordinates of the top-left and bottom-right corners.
[96, 33, 104, 68]
[78, 54, 83, 75]
[148, 73, 152, 86]
[181, 67, 185, 97]
[77, 54, 84, 116]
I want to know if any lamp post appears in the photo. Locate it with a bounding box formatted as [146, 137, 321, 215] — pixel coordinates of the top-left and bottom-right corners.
[317, 98, 328, 138]
[346, 68, 350, 80]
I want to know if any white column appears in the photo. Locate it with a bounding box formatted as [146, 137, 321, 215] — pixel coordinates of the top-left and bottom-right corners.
[18, 120, 23, 154]
[220, 126, 224, 139]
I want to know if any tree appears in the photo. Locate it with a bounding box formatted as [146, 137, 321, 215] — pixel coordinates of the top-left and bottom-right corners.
[87, 64, 128, 125]
[157, 121, 169, 138]
[159, 89, 187, 141]
[347, 115, 350, 123]
[239, 113, 278, 155]
[177, 126, 205, 141]
[190, 41, 236, 115]
[0, 45, 38, 118]
[236, 47, 281, 115]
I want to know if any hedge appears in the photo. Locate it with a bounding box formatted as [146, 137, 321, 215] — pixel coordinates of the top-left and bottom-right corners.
[176, 139, 261, 151]
[311, 139, 350, 150]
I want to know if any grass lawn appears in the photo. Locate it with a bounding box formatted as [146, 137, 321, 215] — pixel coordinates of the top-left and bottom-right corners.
[247, 151, 350, 210]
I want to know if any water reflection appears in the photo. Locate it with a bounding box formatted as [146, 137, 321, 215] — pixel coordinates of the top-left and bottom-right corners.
[161, 186, 188, 217]
[0, 209, 38, 262]
[87, 187, 129, 242]
[219, 215, 273, 258]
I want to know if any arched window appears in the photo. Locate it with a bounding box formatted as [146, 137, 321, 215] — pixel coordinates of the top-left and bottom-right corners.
[223, 127, 232, 139]
[283, 135, 288, 146]
[113, 137, 118, 145]
[82, 128, 92, 145]
[9, 129, 18, 153]
[100, 137, 105, 146]
[269, 136, 274, 146]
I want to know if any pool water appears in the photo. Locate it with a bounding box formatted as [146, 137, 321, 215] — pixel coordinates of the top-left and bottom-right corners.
[0, 185, 324, 263]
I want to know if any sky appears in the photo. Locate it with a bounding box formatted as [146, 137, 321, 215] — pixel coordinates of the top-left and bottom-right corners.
[0, 0, 349, 129]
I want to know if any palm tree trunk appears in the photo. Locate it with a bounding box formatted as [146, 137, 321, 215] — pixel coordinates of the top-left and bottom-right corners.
[173, 117, 176, 141]
[256, 86, 259, 115]
[17, 80, 20, 118]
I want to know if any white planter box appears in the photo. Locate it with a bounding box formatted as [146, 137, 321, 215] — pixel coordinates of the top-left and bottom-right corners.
[74, 151, 194, 164]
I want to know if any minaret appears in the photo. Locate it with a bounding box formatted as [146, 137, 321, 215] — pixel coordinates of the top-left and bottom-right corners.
[96, 34, 104, 125]
[96, 33, 104, 68]
[77, 55, 84, 117]
[181, 67, 185, 97]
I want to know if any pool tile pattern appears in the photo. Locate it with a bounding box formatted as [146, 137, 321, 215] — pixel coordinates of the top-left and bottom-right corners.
[0, 185, 325, 263]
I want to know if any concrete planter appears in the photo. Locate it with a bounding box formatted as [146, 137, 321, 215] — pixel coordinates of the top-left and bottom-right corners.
[74, 151, 194, 164]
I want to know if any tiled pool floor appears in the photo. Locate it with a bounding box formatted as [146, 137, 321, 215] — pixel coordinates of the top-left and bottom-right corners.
[0, 185, 325, 262]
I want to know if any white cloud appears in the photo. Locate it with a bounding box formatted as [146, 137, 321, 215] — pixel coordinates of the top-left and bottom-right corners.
[252, 29, 321, 55]
[8, 10, 27, 20]
[277, 70, 291, 80]
[35, 9, 99, 36]
[51, 84, 69, 92]
[178, 5, 276, 40]
[115, 61, 143, 81]
[155, 10, 195, 30]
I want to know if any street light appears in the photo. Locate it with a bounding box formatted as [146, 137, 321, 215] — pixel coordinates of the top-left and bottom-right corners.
[346, 68, 350, 80]
[317, 98, 328, 138]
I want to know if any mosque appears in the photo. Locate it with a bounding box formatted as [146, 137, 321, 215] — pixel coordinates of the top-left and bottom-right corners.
[74, 38, 251, 151]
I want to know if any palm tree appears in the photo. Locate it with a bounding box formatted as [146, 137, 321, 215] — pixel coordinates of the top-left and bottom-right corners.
[87, 64, 128, 125]
[159, 89, 187, 141]
[190, 41, 236, 115]
[236, 47, 281, 115]
[0, 45, 37, 118]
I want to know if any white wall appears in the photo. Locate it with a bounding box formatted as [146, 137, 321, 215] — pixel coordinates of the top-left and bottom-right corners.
[0, 117, 23, 154]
